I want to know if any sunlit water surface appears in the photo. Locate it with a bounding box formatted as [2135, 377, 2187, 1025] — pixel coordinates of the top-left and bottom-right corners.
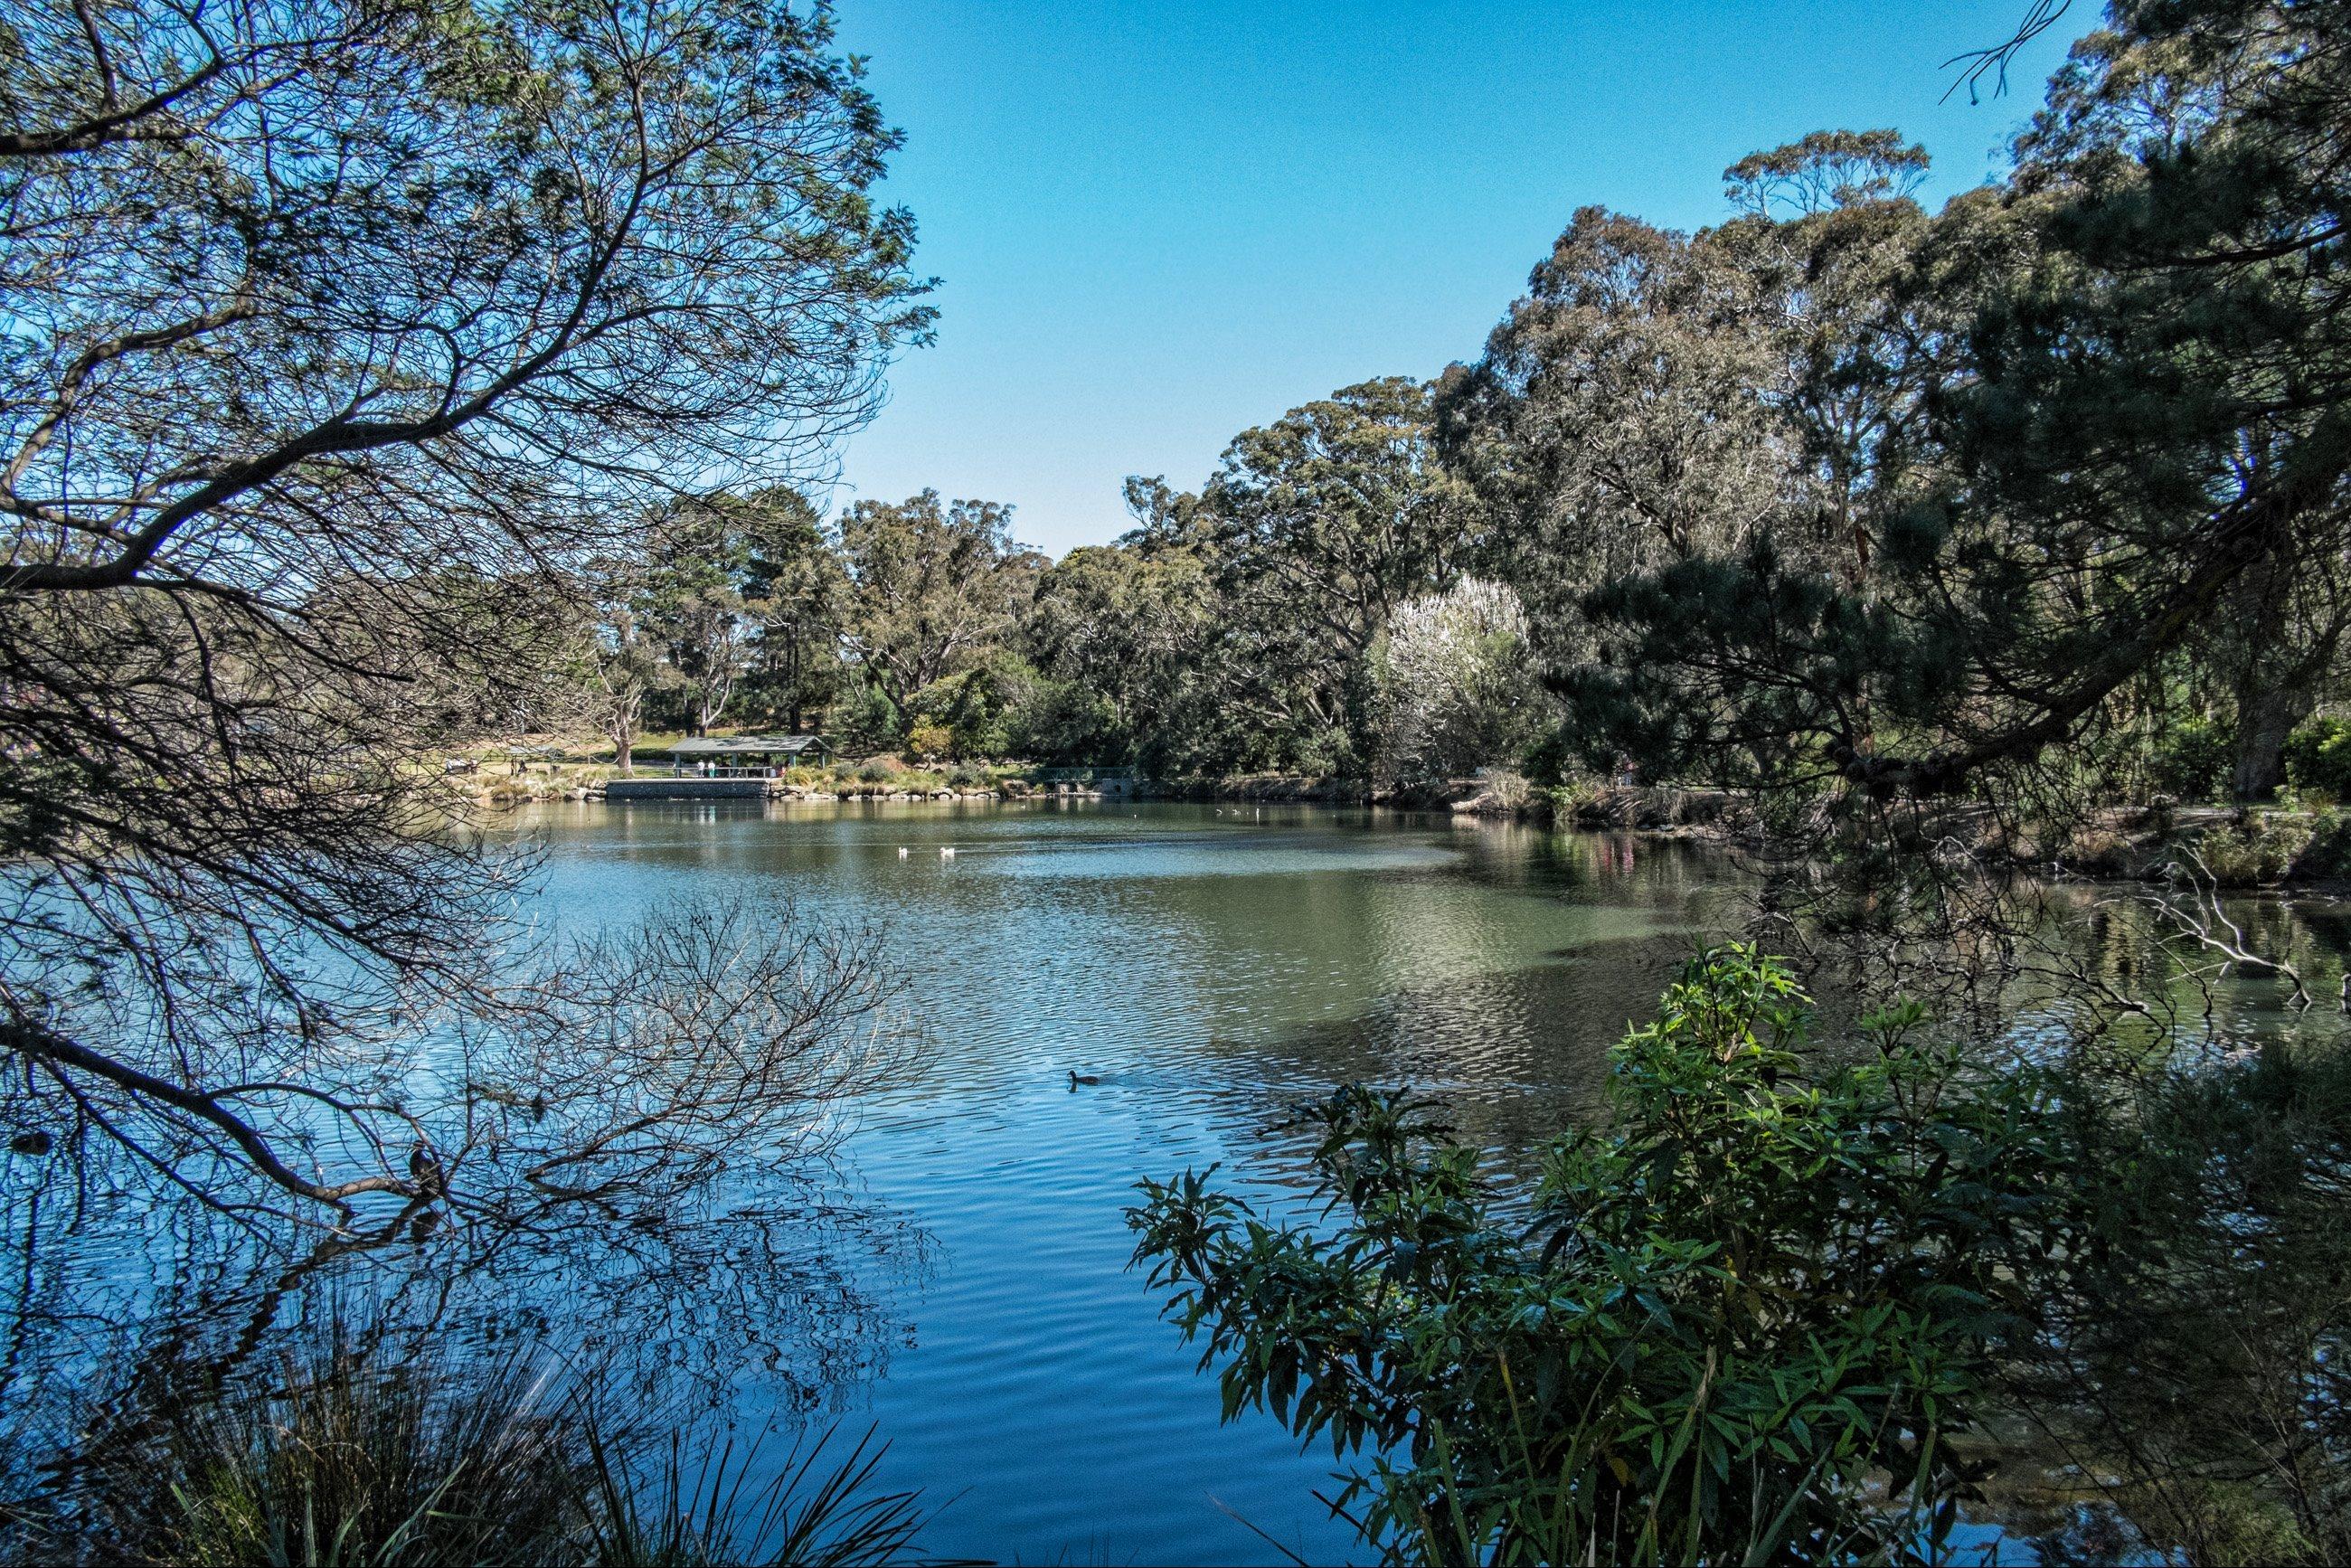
[524, 800, 1746, 1563]
[13, 801, 2332, 1563]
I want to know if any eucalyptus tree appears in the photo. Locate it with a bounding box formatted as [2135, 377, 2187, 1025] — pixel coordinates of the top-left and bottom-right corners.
[0, 0, 932, 1219]
[1434, 207, 1789, 684]
[1206, 378, 1469, 661]
[582, 558, 672, 776]
[1199, 377, 1470, 772]
[832, 490, 1040, 726]
[1018, 478, 1224, 768]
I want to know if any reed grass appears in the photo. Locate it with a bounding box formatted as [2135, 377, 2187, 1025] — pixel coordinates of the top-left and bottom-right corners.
[69, 1331, 946, 1566]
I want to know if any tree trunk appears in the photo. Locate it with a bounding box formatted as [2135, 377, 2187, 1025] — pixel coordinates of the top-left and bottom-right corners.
[2227, 553, 2326, 803]
[2233, 677, 2315, 803]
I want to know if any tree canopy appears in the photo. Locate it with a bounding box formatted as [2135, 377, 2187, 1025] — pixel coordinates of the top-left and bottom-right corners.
[0, 0, 931, 1218]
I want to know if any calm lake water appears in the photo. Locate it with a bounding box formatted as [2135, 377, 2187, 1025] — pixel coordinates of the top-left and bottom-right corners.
[523, 799, 1751, 1563]
[12, 800, 2329, 1563]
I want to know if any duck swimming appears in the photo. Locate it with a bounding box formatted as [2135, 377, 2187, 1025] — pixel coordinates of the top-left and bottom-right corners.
[1068, 1070, 1100, 1087]
[408, 1139, 448, 1197]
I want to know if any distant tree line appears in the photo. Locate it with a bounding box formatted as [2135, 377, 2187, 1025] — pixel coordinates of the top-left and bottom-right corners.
[598, 0, 2345, 816]
[569, 375, 1496, 779]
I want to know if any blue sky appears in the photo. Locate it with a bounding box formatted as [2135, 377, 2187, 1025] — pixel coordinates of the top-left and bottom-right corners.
[823, 1, 2097, 557]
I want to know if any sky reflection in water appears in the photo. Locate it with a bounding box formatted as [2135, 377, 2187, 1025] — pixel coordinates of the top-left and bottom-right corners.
[516, 801, 1746, 1563]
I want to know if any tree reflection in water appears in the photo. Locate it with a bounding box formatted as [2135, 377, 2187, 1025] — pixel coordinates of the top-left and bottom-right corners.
[0, 1149, 926, 1544]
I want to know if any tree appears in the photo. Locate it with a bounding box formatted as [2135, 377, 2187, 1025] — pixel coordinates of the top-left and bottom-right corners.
[1020, 481, 1220, 767]
[640, 503, 757, 737]
[581, 553, 674, 775]
[1537, 3, 2351, 805]
[833, 490, 1039, 726]
[0, 0, 931, 1218]
[1194, 379, 1469, 774]
[1371, 579, 1549, 782]
[1960, 0, 2351, 801]
[738, 489, 847, 735]
[1435, 208, 1788, 684]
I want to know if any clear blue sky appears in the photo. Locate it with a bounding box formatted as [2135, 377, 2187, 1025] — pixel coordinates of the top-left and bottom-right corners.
[824, 0, 2096, 558]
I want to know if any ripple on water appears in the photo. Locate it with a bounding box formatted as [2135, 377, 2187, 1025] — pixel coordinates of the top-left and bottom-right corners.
[13, 802, 1749, 1567]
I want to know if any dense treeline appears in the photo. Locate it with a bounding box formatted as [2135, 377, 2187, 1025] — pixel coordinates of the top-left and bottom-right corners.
[568, 377, 1484, 780]
[1125, 7, 2351, 1562]
[616, 0, 2346, 818]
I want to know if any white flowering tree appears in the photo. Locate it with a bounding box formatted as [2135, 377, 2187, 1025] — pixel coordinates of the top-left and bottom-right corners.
[1372, 579, 1551, 782]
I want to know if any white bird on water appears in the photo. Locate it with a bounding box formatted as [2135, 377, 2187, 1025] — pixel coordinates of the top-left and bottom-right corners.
[897, 846, 909, 858]
[939, 845, 956, 859]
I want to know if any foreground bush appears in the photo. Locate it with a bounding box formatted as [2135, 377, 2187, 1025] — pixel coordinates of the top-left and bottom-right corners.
[1131, 946, 2082, 1563]
[33, 1333, 932, 1567]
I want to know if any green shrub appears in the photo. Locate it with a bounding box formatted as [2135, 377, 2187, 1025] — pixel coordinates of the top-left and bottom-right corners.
[854, 759, 894, 784]
[1520, 724, 1574, 788]
[1004, 677, 1121, 767]
[65, 1333, 930, 1567]
[2286, 716, 2351, 802]
[945, 764, 989, 789]
[2186, 817, 2302, 885]
[2290, 808, 2351, 881]
[2151, 715, 2233, 801]
[1131, 946, 2082, 1563]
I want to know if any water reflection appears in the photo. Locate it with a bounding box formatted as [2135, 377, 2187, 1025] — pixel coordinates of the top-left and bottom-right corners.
[1, 1154, 922, 1539]
[9, 801, 2345, 1565]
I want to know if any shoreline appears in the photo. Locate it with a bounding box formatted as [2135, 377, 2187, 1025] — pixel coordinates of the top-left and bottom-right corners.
[448, 749, 2351, 893]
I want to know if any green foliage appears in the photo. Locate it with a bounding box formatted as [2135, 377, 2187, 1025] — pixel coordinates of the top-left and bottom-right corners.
[1518, 725, 1583, 789]
[1012, 385, 1472, 780]
[834, 491, 1041, 723]
[2186, 818, 2302, 886]
[1440, 0, 2351, 808]
[1003, 676, 1123, 765]
[2152, 715, 2235, 801]
[836, 686, 900, 754]
[903, 653, 1043, 760]
[2286, 718, 2351, 803]
[1131, 947, 2079, 1563]
[68, 1333, 930, 1567]
[2290, 808, 2351, 881]
[125, 1346, 578, 1565]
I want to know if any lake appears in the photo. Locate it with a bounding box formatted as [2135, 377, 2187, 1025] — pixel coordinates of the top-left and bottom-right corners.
[521, 798, 1752, 1563]
[10, 799, 2325, 1563]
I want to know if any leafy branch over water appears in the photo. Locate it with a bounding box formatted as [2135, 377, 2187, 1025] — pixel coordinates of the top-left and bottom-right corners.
[1134, 942, 2351, 1563]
